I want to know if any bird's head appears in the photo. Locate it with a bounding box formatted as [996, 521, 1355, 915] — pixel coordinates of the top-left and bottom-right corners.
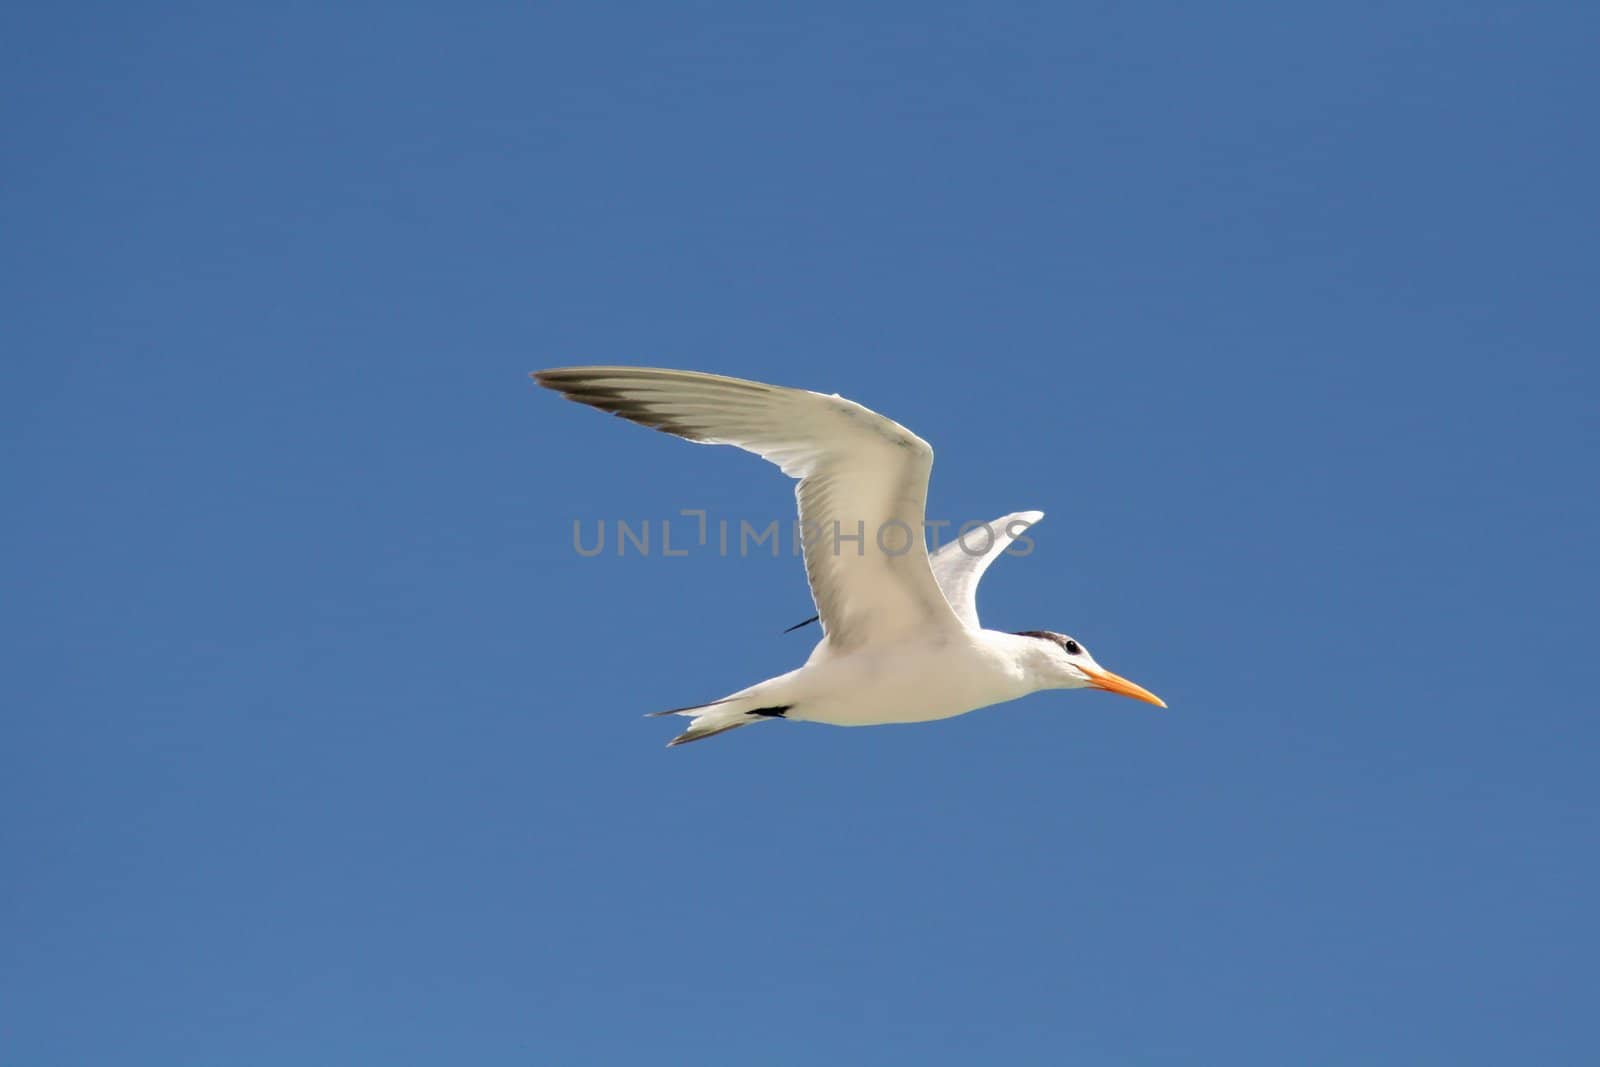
[1013, 631, 1167, 708]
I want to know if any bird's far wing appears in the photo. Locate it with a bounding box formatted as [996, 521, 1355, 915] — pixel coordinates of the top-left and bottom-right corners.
[535, 366, 964, 651]
[929, 510, 1044, 628]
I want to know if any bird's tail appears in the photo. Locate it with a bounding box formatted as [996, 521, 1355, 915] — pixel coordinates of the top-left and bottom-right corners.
[647, 697, 790, 747]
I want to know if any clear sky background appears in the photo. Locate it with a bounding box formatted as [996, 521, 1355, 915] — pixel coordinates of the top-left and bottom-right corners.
[4, 3, 1597, 1064]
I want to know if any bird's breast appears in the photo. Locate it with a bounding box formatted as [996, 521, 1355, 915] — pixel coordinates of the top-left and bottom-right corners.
[786, 637, 1024, 726]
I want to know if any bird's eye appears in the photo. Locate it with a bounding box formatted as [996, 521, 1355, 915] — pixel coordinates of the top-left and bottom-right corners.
[1063, 639, 1082, 655]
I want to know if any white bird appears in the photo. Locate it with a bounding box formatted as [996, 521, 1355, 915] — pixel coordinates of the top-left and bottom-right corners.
[535, 366, 1166, 746]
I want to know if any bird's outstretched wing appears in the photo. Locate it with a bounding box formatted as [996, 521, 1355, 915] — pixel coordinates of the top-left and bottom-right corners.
[928, 510, 1044, 628]
[783, 510, 1044, 633]
[535, 366, 964, 651]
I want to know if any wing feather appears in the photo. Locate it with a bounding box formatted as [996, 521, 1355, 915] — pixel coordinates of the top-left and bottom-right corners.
[535, 366, 963, 650]
[929, 511, 1044, 628]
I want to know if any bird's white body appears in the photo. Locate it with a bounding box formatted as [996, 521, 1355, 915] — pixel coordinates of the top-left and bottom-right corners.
[535, 366, 1164, 744]
[733, 629, 1034, 728]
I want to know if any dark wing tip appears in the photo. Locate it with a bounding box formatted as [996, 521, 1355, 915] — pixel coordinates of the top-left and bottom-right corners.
[531, 368, 708, 442]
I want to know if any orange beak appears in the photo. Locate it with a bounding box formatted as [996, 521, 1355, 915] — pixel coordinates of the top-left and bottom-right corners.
[1083, 666, 1167, 708]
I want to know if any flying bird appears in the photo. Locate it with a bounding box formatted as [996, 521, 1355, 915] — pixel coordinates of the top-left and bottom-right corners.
[535, 367, 1165, 746]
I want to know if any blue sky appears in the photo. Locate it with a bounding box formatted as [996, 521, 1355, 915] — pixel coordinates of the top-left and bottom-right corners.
[4, 2, 1597, 1063]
